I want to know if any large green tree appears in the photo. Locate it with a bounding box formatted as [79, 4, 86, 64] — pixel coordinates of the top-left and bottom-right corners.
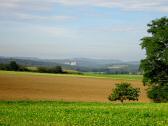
[140, 17, 168, 102]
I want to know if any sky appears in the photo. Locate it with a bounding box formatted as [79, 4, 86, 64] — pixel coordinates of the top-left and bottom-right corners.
[0, 0, 168, 61]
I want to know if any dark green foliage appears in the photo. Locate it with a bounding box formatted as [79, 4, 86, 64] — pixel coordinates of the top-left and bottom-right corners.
[0, 64, 8, 70]
[0, 61, 29, 71]
[8, 61, 19, 71]
[148, 84, 168, 103]
[37, 66, 63, 74]
[0, 61, 63, 74]
[140, 17, 168, 102]
[52, 66, 63, 73]
[37, 67, 49, 73]
[108, 82, 140, 103]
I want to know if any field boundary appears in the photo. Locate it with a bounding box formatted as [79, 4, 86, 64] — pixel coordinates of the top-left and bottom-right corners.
[0, 70, 142, 81]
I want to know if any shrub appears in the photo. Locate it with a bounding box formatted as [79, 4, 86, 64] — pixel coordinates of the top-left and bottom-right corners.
[51, 66, 63, 73]
[108, 82, 140, 103]
[37, 66, 63, 74]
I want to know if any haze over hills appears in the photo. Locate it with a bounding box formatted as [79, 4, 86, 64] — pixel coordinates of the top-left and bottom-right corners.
[0, 56, 140, 74]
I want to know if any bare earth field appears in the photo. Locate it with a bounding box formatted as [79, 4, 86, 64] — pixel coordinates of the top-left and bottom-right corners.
[0, 72, 151, 102]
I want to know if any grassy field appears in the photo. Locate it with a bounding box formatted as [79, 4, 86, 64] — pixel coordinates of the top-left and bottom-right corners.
[84, 73, 142, 81]
[0, 101, 168, 126]
[0, 70, 143, 81]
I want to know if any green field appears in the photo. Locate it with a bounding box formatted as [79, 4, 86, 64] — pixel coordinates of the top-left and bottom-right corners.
[84, 73, 142, 81]
[0, 101, 168, 126]
[0, 70, 142, 81]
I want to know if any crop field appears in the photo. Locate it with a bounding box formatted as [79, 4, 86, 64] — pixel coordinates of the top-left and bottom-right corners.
[0, 70, 149, 102]
[0, 101, 168, 126]
[0, 70, 167, 126]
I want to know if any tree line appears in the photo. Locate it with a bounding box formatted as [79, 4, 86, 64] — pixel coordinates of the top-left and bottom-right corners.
[0, 61, 29, 71]
[0, 61, 64, 74]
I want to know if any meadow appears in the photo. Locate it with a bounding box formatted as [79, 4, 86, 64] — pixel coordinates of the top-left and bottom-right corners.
[0, 101, 168, 126]
[84, 72, 142, 81]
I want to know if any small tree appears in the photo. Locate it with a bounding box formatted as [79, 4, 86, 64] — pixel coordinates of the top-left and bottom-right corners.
[52, 66, 63, 73]
[108, 82, 140, 103]
[8, 61, 19, 71]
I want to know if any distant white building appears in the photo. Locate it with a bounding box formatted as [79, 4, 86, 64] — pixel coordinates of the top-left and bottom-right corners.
[107, 65, 128, 69]
[65, 61, 77, 66]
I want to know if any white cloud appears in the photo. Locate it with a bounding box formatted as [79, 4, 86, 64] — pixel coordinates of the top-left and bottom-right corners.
[55, 0, 168, 12]
[0, 0, 53, 11]
[0, 0, 168, 12]
[78, 24, 145, 33]
[36, 26, 77, 38]
[13, 13, 75, 21]
[18, 25, 78, 38]
[0, 0, 167, 22]
[0, 0, 75, 22]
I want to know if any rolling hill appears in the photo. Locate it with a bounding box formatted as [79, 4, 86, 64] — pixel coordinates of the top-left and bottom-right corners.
[0, 56, 140, 74]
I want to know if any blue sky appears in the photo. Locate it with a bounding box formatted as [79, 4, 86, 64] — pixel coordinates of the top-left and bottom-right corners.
[0, 0, 168, 61]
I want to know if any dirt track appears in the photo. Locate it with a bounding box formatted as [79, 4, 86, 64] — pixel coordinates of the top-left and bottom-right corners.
[0, 74, 151, 102]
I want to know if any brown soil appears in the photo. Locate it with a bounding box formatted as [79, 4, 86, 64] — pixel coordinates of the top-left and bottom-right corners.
[0, 74, 151, 102]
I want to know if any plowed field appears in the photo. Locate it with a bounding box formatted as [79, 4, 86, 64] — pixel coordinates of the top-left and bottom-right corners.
[0, 72, 151, 102]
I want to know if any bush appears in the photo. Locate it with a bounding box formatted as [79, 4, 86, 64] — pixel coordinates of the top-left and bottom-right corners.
[37, 66, 63, 74]
[51, 66, 63, 73]
[38, 67, 49, 73]
[0, 64, 8, 70]
[148, 84, 168, 102]
[108, 82, 140, 103]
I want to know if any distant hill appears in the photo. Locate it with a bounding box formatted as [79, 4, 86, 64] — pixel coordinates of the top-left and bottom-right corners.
[0, 56, 140, 74]
[48, 58, 123, 67]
